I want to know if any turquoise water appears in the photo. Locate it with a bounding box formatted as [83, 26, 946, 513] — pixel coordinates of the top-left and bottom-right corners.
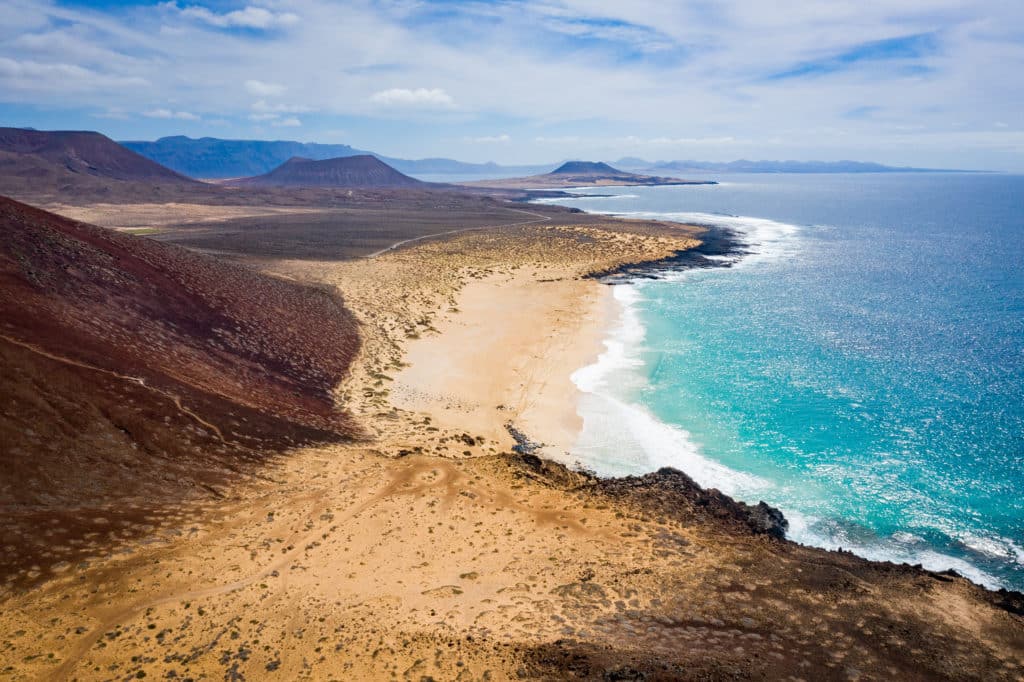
[541, 174, 1024, 590]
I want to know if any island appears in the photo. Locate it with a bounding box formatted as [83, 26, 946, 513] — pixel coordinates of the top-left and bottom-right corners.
[461, 160, 718, 189]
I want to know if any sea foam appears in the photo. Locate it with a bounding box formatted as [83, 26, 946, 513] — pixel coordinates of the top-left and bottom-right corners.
[613, 210, 803, 267]
[785, 510, 1006, 589]
[570, 284, 768, 496]
[568, 210, 805, 489]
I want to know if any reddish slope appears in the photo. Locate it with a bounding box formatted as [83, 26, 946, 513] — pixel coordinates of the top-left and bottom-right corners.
[0, 127, 196, 182]
[232, 154, 424, 188]
[0, 196, 361, 582]
[0, 127, 200, 202]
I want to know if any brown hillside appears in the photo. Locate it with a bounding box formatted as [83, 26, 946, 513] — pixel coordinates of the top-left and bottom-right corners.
[231, 154, 424, 188]
[0, 127, 204, 204]
[0, 196, 361, 583]
[0, 127, 196, 183]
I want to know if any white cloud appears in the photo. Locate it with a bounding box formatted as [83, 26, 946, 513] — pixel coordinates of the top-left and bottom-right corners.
[271, 116, 302, 127]
[0, 0, 1022, 169]
[0, 56, 148, 93]
[245, 79, 286, 96]
[369, 87, 454, 108]
[252, 99, 313, 113]
[466, 134, 510, 143]
[248, 112, 279, 121]
[144, 108, 199, 120]
[177, 4, 299, 30]
[13, 29, 145, 71]
[93, 108, 131, 120]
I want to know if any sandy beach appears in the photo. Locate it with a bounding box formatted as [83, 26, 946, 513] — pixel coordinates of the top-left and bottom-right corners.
[392, 269, 613, 461]
[3, 216, 1022, 681]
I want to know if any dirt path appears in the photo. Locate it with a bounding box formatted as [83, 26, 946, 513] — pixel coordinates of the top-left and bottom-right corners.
[364, 206, 551, 258]
[0, 334, 228, 443]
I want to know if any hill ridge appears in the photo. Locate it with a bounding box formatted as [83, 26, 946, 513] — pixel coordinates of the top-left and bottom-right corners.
[0, 195, 362, 580]
[0, 127, 195, 183]
[232, 154, 424, 188]
[551, 160, 624, 175]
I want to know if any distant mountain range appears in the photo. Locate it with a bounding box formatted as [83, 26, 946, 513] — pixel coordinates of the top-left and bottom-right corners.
[0, 128, 539, 201]
[613, 158, 970, 174]
[121, 136, 369, 179]
[121, 136, 548, 179]
[119, 136, 975, 179]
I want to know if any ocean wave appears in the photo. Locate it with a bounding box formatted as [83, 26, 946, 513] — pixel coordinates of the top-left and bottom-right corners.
[613, 210, 803, 267]
[532, 194, 804, 268]
[571, 285, 644, 393]
[785, 510, 1006, 589]
[956, 531, 1024, 566]
[570, 284, 768, 496]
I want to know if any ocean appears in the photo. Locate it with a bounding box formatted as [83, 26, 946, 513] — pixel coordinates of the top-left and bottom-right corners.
[538, 173, 1024, 591]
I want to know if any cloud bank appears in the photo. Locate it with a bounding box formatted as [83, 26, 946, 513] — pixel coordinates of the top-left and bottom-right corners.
[0, 0, 1021, 169]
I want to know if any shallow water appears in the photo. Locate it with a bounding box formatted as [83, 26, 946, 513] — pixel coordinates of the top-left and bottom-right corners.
[541, 173, 1024, 590]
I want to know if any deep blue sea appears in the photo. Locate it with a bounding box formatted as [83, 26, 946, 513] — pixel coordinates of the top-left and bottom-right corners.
[539, 173, 1024, 590]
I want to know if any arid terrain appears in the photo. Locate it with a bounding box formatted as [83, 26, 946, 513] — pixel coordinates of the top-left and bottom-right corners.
[2, 193, 1022, 681]
[0, 197, 361, 591]
[0, 130, 1022, 681]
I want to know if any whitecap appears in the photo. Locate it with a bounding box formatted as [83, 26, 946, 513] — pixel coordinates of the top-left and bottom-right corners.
[785, 510, 1006, 589]
[611, 210, 803, 266]
[956, 532, 1024, 566]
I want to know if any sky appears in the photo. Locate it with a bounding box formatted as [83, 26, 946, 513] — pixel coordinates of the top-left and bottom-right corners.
[1, 0, 1023, 170]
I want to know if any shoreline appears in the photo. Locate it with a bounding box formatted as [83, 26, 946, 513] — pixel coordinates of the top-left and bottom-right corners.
[376, 220, 746, 469]
[325, 207, 1022, 594]
[355, 207, 1019, 592]
[543, 200, 1021, 592]
[390, 268, 615, 462]
[4, 209, 1023, 680]
[586, 222, 748, 281]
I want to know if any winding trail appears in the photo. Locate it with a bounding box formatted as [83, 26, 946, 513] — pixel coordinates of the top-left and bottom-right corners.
[0, 334, 228, 443]
[364, 207, 552, 258]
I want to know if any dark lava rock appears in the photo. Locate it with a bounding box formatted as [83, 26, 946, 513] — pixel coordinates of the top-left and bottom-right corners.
[596, 466, 789, 539]
[746, 500, 789, 539]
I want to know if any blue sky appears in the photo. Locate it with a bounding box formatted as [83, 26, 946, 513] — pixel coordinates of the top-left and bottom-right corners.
[1, 0, 1023, 170]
